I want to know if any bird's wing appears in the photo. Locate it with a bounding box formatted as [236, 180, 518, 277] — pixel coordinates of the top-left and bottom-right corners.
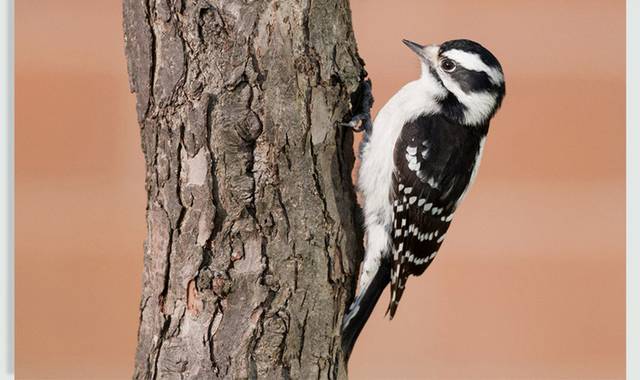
[387, 114, 466, 317]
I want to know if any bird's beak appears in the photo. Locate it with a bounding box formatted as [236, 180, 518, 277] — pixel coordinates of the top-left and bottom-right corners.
[403, 39, 440, 65]
[402, 39, 425, 57]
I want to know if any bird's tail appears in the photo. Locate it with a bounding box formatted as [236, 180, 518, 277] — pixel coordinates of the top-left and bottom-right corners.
[341, 260, 391, 360]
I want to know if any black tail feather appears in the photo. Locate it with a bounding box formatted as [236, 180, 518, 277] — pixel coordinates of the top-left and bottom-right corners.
[341, 261, 391, 360]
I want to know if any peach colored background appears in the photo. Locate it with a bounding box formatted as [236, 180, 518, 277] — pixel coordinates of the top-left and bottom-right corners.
[16, 0, 625, 379]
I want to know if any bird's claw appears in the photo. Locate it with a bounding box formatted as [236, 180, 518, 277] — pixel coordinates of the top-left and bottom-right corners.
[341, 114, 368, 133]
[340, 78, 374, 133]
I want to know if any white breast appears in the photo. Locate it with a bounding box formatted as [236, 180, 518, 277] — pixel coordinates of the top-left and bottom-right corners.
[358, 78, 442, 237]
[355, 74, 445, 292]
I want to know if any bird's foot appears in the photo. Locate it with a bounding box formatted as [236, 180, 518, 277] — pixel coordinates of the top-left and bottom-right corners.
[340, 113, 369, 132]
[341, 78, 374, 133]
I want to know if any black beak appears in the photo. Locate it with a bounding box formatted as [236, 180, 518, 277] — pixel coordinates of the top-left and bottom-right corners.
[402, 39, 425, 56]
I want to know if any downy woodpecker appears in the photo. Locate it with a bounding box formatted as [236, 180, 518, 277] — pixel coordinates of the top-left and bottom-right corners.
[342, 39, 506, 357]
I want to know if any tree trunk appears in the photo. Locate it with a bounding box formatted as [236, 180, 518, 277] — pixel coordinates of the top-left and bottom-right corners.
[123, 0, 366, 378]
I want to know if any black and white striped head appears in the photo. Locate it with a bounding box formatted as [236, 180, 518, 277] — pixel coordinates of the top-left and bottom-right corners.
[403, 39, 506, 128]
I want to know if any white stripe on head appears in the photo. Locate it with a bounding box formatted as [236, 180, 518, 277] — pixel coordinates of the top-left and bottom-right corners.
[441, 49, 504, 85]
[438, 72, 498, 125]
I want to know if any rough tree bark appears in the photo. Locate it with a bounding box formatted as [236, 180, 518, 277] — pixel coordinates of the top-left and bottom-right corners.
[123, 0, 366, 378]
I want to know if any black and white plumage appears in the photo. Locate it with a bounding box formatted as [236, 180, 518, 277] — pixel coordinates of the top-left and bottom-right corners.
[342, 39, 506, 357]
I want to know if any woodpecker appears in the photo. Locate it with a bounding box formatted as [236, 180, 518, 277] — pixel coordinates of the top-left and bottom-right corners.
[342, 39, 506, 357]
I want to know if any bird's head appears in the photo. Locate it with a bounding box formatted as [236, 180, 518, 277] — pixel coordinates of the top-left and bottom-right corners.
[403, 39, 506, 128]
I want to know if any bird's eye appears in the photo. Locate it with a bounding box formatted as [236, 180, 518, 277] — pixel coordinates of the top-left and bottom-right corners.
[440, 59, 456, 72]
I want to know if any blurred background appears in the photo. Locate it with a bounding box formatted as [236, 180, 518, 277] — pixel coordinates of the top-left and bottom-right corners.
[16, 0, 625, 379]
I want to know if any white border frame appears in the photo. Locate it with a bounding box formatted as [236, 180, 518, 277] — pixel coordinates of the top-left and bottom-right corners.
[0, 0, 14, 379]
[0, 2, 635, 380]
[628, 1, 638, 379]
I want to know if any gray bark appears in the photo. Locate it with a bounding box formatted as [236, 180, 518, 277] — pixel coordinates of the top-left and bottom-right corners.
[123, 0, 366, 378]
